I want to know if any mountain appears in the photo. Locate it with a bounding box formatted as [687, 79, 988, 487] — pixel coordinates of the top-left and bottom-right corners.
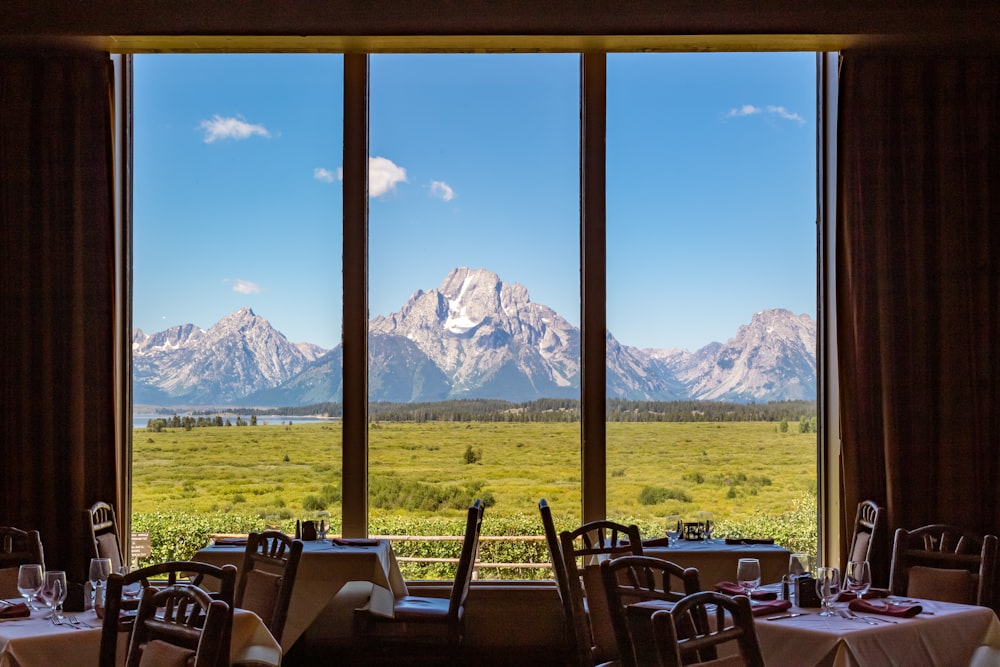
[131, 268, 816, 407]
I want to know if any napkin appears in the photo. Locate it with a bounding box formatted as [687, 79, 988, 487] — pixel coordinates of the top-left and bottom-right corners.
[749, 599, 792, 617]
[848, 598, 923, 617]
[715, 581, 778, 600]
[213, 537, 248, 547]
[724, 537, 775, 545]
[836, 587, 889, 602]
[0, 602, 30, 619]
[331, 538, 380, 547]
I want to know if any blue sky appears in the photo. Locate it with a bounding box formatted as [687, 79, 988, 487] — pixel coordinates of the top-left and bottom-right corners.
[134, 52, 815, 352]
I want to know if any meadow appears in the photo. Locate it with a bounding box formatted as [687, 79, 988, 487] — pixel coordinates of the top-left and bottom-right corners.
[132, 420, 817, 577]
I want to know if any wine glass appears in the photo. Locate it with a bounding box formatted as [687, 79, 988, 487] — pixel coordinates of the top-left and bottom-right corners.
[40, 570, 67, 620]
[119, 565, 143, 602]
[736, 558, 761, 598]
[844, 560, 872, 600]
[698, 511, 715, 540]
[665, 514, 682, 541]
[789, 552, 811, 576]
[815, 566, 841, 616]
[89, 557, 113, 608]
[16, 564, 43, 610]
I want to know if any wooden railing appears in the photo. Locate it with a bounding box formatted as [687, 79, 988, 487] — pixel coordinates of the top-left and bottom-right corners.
[374, 534, 551, 575]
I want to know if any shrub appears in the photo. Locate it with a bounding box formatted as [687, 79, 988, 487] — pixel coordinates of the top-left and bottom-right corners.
[638, 486, 692, 505]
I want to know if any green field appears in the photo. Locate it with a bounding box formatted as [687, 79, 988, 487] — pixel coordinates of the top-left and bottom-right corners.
[132, 420, 817, 574]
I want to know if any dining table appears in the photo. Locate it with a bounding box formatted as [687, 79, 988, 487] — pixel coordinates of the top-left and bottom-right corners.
[644, 538, 790, 591]
[193, 537, 408, 652]
[0, 600, 280, 667]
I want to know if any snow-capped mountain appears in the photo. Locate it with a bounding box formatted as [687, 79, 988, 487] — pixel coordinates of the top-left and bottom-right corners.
[131, 269, 816, 406]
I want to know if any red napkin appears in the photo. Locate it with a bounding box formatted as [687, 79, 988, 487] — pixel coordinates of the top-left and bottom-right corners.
[213, 537, 248, 547]
[848, 598, 922, 617]
[836, 587, 889, 602]
[331, 538, 380, 547]
[715, 581, 778, 600]
[0, 602, 31, 619]
[750, 599, 792, 617]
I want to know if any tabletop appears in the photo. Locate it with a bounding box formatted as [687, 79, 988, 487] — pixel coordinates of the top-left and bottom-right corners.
[644, 539, 791, 591]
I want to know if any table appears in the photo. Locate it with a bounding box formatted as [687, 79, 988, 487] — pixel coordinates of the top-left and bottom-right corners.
[194, 538, 408, 652]
[644, 539, 790, 591]
[0, 603, 279, 667]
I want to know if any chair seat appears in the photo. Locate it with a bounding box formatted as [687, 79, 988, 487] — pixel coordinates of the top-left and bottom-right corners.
[392, 595, 451, 621]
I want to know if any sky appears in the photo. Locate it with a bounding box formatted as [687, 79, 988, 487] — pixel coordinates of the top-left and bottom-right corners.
[133, 52, 816, 352]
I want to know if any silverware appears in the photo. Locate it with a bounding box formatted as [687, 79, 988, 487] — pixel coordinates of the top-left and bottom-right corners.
[765, 612, 808, 620]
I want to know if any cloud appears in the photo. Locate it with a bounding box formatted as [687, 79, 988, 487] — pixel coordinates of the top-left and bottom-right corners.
[430, 180, 455, 202]
[231, 279, 261, 295]
[766, 105, 806, 125]
[368, 156, 408, 197]
[314, 167, 336, 183]
[726, 104, 762, 118]
[199, 115, 271, 143]
[725, 104, 806, 125]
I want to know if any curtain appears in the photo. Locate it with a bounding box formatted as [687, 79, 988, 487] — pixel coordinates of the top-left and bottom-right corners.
[0, 51, 119, 584]
[837, 51, 1000, 586]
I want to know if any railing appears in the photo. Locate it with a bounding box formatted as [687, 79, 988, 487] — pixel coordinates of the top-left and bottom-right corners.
[375, 534, 551, 576]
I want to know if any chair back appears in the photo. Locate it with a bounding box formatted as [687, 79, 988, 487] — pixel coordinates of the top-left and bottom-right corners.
[86, 501, 124, 573]
[560, 520, 644, 666]
[101, 560, 237, 667]
[448, 499, 485, 622]
[0, 526, 45, 598]
[889, 524, 998, 608]
[651, 591, 765, 667]
[600, 555, 701, 667]
[235, 530, 303, 647]
[125, 583, 231, 667]
[848, 500, 884, 564]
[539, 499, 579, 665]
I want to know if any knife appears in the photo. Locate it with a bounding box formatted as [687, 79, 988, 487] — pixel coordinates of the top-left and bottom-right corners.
[765, 612, 807, 620]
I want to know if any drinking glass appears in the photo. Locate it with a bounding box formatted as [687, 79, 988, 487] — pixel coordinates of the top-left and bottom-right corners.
[736, 558, 761, 597]
[815, 566, 841, 616]
[788, 553, 811, 576]
[119, 565, 143, 602]
[40, 570, 67, 620]
[665, 514, 682, 541]
[844, 560, 872, 600]
[698, 511, 715, 539]
[89, 557, 113, 608]
[16, 564, 43, 610]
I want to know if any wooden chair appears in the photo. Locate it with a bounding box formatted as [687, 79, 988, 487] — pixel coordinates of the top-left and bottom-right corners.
[0, 526, 45, 599]
[848, 500, 884, 564]
[101, 560, 238, 667]
[86, 501, 124, 573]
[559, 520, 644, 666]
[539, 499, 579, 667]
[600, 555, 701, 667]
[125, 583, 231, 667]
[354, 499, 485, 664]
[651, 591, 765, 667]
[889, 524, 998, 608]
[234, 530, 303, 649]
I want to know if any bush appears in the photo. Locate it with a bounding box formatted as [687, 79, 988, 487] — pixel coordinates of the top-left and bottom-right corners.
[638, 486, 692, 505]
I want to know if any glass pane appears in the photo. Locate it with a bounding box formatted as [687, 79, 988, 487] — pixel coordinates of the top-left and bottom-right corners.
[606, 53, 818, 557]
[369, 54, 580, 579]
[132, 54, 344, 561]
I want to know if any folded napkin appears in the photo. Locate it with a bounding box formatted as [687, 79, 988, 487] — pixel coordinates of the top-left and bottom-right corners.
[836, 587, 889, 602]
[213, 537, 248, 547]
[0, 602, 31, 619]
[724, 537, 775, 545]
[715, 581, 778, 600]
[331, 538, 380, 547]
[848, 598, 922, 617]
[750, 599, 792, 617]
[641, 536, 673, 548]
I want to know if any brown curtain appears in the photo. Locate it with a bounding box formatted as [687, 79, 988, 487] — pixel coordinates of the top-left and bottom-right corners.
[837, 51, 1000, 586]
[0, 51, 119, 584]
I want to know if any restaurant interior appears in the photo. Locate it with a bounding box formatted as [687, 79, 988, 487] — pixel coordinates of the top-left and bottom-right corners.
[2, 1, 1000, 664]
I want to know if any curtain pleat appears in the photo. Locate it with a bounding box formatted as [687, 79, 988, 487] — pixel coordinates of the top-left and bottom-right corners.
[837, 52, 1000, 587]
[0, 51, 118, 584]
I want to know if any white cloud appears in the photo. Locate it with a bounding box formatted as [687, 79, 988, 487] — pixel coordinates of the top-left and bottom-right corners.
[767, 105, 806, 125]
[368, 156, 408, 197]
[726, 104, 762, 118]
[199, 115, 271, 143]
[430, 180, 455, 202]
[725, 104, 806, 125]
[314, 167, 336, 183]
[231, 279, 261, 295]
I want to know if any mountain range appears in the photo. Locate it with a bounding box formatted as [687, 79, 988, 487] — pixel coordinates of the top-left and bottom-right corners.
[132, 267, 816, 407]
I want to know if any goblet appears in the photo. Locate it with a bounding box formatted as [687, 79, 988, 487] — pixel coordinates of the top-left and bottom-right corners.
[40, 570, 67, 620]
[815, 566, 841, 616]
[89, 557, 113, 608]
[844, 560, 872, 600]
[736, 558, 761, 598]
[17, 564, 43, 610]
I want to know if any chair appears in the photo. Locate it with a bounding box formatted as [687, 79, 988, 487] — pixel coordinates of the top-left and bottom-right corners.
[560, 520, 644, 666]
[650, 591, 765, 667]
[539, 500, 581, 666]
[234, 530, 303, 649]
[354, 499, 485, 664]
[847, 500, 884, 564]
[889, 524, 998, 608]
[600, 555, 701, 667]
[101, 560, 238, 667]
[86, 501, 124, 573]
[125, 583, 232, 667]
[0, 526, 45, 599]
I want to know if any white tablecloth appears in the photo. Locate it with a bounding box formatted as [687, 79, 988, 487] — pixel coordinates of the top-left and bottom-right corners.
[195, 538, 408, 652]
[0, 603, 279, 667]
[645, 540, 791, 590]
